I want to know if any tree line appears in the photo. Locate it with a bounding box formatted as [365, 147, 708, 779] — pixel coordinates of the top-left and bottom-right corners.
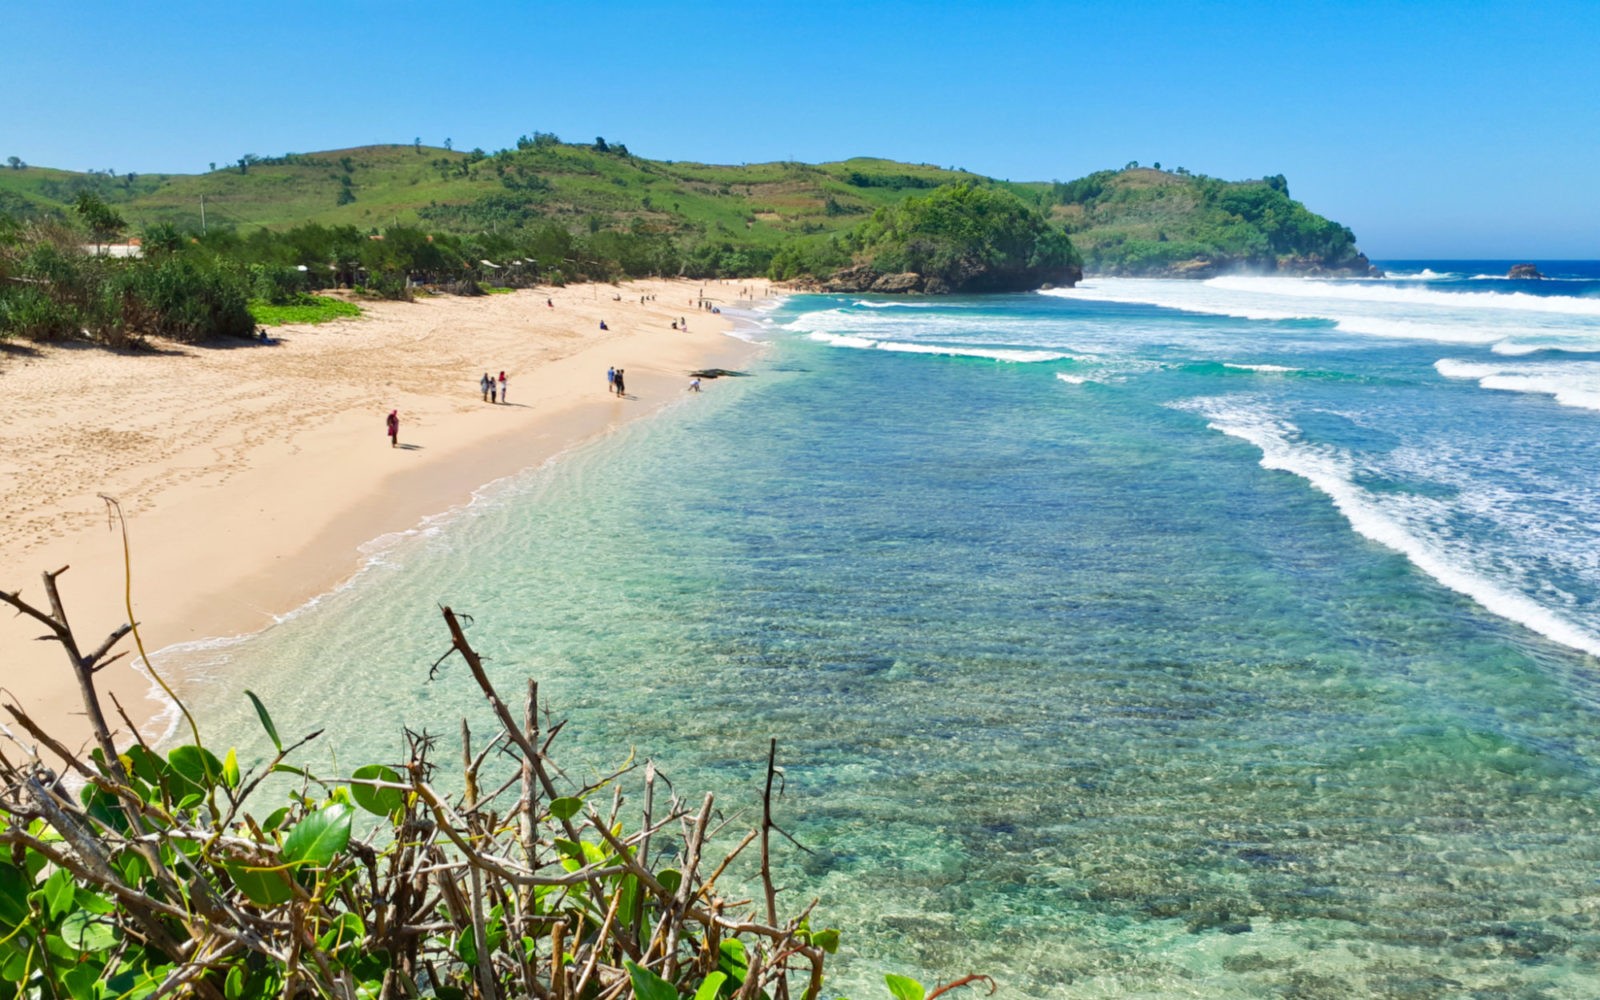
[1, 179, 1081, 348]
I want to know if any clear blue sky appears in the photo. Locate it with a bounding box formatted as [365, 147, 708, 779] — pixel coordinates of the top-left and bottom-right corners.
[9, 0, 1598, 258]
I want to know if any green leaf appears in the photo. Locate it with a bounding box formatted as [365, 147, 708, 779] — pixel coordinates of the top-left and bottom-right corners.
[123, 744, 165, 786]
[223, 747, 241, 789]
[282, 803, 352, 869]
[455, 928, 478, 967]
[42, 868, 75, 920]
[75, 890, 116, 916]
[0, 863, 32, 930]
[114, 849, 149, 886]
[167, 745, 224, 793]
[885, 974, 925, 1000]
[317, 912, 365, 953]
[0, 947, 28, 981]
[225, 965, 246, 1000]
[64, 963, 103, 1000]
[719, 939, 748, 982]
[225, 862, 293, 906]
[260, 806, 291, 832]
[657, 868, 683, 895]
[59, 909, 117, 952]
[692, 971, 728, 1000]
[245, 689, 282, 752]
[624, 960, 679, 1000]
[350, 765, 405, 818]
[810, 927, 841, 954]
[549, 796, 583, 820]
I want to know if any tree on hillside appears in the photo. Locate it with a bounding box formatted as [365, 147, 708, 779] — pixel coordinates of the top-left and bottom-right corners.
[5, 156, 22, 170]
[850, 182, 1081, 292]
[74, 191, 125, 253]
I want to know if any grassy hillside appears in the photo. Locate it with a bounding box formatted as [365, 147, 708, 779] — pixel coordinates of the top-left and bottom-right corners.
[0, 142, 1371, 280]
[0, 142, 1011, 248]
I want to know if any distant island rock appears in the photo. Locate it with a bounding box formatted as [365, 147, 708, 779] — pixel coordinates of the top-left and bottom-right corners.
[1507, 263, 1545, 279]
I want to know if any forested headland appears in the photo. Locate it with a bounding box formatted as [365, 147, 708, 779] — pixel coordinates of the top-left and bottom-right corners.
[0, 137, 1373, 348]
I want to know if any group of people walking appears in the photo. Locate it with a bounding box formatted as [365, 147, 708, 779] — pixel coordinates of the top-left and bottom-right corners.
[606, 366, 627, 397]
[480, 371, 508, 404]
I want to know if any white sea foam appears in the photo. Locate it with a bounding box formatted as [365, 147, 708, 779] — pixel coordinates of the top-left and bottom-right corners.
[1223, 363, 1301, 373]
[873, 342, 1073, 363]
[807, 331, 877, 349]
[1205, 275, 1600, 317]
[805, 330, 1075, 363]
[1434, 358, 1600, 413]
[1056, 373, 1090, 385]
[1045, 277, 1600, 354]
[1172, 396, 1600, 657]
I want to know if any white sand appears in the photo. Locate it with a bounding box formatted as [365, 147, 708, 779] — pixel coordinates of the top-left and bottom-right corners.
[0, 278, 772, 751]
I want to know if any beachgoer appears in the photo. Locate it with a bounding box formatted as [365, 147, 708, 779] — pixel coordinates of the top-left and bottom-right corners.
[386, 410, 399, 448]
[689, 378, 701, 392]
[547, 298, 553, 308]
[498, 371, 507, 403]
[599, 320, 608, 330]
[607, 366, 616, 393]
[671, 320, 677, 330]
[480, 372, 492, 402]
[614, 369, 625, 397]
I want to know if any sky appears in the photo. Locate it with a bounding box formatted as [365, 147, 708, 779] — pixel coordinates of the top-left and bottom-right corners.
[7, 0, 1598, 258]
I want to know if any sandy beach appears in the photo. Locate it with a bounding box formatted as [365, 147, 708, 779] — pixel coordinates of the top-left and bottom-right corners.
[0, 277, 768, 752]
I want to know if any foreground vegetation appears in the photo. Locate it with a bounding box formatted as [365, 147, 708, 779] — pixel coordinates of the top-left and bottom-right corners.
[0, 516, 989, 999]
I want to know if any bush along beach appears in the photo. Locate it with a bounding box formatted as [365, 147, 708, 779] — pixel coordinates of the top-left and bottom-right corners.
[0, 509, 990, 1000]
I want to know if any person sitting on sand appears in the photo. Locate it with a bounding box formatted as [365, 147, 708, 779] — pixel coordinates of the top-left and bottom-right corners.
[599, 320, 608, 331]
[386, 410, 399, 448]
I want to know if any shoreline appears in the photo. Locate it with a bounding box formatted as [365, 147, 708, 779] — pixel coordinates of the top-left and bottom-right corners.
[0, 278, 775, 751]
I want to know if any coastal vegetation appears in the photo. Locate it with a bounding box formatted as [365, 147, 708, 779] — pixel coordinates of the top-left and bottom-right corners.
[247, 294, 362, 327]
[0, 552, 985, 999]
[0, 136, 1371, 347]
[809, 183, 1083, 294]
[1048, 167, 1375, 276]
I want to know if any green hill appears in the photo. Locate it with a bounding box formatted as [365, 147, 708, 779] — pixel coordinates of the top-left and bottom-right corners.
[0, 141, 1000, 254]
[0, 140, 1371, 283]
[1044, 166, 1377, 276]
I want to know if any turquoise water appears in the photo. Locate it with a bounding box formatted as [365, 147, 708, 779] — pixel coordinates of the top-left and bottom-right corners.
[172, 268, 1600, 997]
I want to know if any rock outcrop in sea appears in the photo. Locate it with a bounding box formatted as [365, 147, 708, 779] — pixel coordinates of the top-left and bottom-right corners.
[1508, 263, 1545, 279]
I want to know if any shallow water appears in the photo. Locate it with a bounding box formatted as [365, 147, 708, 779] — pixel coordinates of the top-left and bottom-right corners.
[171, 267, 1600, 997]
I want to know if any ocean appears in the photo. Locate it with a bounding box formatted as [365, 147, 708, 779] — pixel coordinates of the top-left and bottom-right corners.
[170, 261, 1600, 997]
